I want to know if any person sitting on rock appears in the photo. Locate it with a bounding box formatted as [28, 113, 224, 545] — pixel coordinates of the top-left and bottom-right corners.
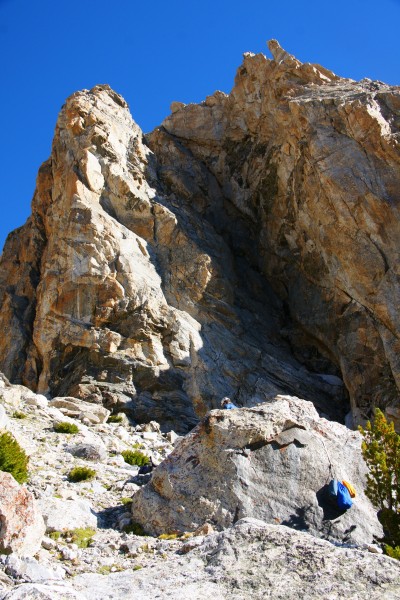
[221, 397, 238, 410]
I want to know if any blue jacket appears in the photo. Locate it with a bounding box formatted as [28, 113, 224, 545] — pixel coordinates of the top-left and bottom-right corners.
[224, 402, 238, 410]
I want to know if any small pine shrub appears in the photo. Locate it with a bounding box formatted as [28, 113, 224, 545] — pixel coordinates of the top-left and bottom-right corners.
[54, 421, 79, 434]
[12, 411, 27, 419]
[107, 414, 124, 423]
[67, 466, 96, 482]
[0, 431, 29, 483]
[121, 449, 150, 466]
[132, 565, 142, 571]
[359, 409, 400, 558]
[49, 531, 61, 541]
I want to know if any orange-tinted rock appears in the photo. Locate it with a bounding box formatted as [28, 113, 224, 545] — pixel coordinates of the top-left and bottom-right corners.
[0, 43, 399, 430]
[0, 472, 45, 556]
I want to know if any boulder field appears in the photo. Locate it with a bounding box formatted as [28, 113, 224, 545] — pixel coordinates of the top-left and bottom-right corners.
[0, 362, 399, 597]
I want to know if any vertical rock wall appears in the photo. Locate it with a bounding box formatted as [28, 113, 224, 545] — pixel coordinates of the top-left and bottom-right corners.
[0, 42, 399, 430]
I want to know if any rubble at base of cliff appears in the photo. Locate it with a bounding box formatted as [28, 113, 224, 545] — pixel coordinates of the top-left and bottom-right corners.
[0, 378, 399, 599]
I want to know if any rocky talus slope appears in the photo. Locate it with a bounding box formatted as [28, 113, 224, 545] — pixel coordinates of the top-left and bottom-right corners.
[0, 377, 400, 599]
[1, 41, 399, 431]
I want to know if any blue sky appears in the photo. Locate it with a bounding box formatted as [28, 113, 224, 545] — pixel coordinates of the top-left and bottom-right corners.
[1, 0, 399, 252]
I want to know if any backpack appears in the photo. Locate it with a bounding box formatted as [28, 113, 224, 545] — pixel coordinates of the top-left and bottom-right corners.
[342, 480, 356, 498]
[328, 478, 339, 502]
[337, 481, 353, 510]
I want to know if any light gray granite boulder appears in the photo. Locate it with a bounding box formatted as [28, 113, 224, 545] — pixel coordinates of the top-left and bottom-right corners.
[37, 498, 97, 533]
[131, 396, 382, 545]
[0, 583, 83, 599]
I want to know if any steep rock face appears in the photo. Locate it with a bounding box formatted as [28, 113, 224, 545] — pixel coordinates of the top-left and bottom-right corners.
[130, 397, 382, 544]
[154, 40, 400, 426]
[0, 41, 399, 430]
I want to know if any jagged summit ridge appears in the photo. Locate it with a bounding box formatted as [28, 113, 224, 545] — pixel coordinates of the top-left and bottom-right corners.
[0, 41, 399, 432]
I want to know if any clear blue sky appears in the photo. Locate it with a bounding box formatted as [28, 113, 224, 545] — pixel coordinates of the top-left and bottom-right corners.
[1, 0, 399, 252]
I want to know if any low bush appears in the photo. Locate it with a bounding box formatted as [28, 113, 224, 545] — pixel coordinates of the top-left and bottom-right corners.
[54, 421, 79, 434]
[121, 497, 133, 505]
[158, 533, 179, 540]
[121, 449, 150, 466]
[67, 466, 96, 482]
[123, 522, 146, 536]
[107, 414, 124, 424]
[12, 411, 27, 419]
[66, 527, 96, 548]
[0, 431, 29, 483]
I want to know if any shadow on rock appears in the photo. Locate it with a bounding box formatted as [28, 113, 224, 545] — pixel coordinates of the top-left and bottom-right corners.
[316, 484, 348, 520]
[281, 506, 312, 532]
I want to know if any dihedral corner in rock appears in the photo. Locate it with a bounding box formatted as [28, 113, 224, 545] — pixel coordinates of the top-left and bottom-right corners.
[0, 41, 399, 432]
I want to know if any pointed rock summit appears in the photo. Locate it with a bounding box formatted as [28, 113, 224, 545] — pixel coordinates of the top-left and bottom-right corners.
[0, 42, 399, 433]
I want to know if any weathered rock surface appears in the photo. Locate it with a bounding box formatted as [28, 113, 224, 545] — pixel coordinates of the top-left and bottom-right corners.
[4, 555, 65, 583]
[154, 41, 400, 427]
[131, 397, 382, 544]
[3, 519, 400, 600]
[0, 472, 45, 556]
[4, 41, 399, 430]
[38, 498, 97, 533]
[49, 397, 110, 424]
[0, 583, 81, 600]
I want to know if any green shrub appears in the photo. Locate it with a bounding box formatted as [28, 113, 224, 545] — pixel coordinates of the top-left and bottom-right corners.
[158, 533, 179, 540]
[12, 411, 27, 419]
[49, 531, 61, 541]
[67, 466, 96, 482]
[107, 414, 124, 423]
[121, 449, 150, 466]
[386, 545, 400, 560]
[0, 431, 29, 483]
[123, 522, 146, 536]
[65, 527, 96, 548]
[121, 496, 133, 505]
[54, 421, 79, 434]
[359, 409, 400, 558]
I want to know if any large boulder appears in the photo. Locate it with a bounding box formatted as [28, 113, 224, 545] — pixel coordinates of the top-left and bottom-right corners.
[0, 472, 45, 556]
[37, 498, 97, 533]
[3, 520, 400, 599]
[48, 397, 110, 424]
[131, 397, 382, 545]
